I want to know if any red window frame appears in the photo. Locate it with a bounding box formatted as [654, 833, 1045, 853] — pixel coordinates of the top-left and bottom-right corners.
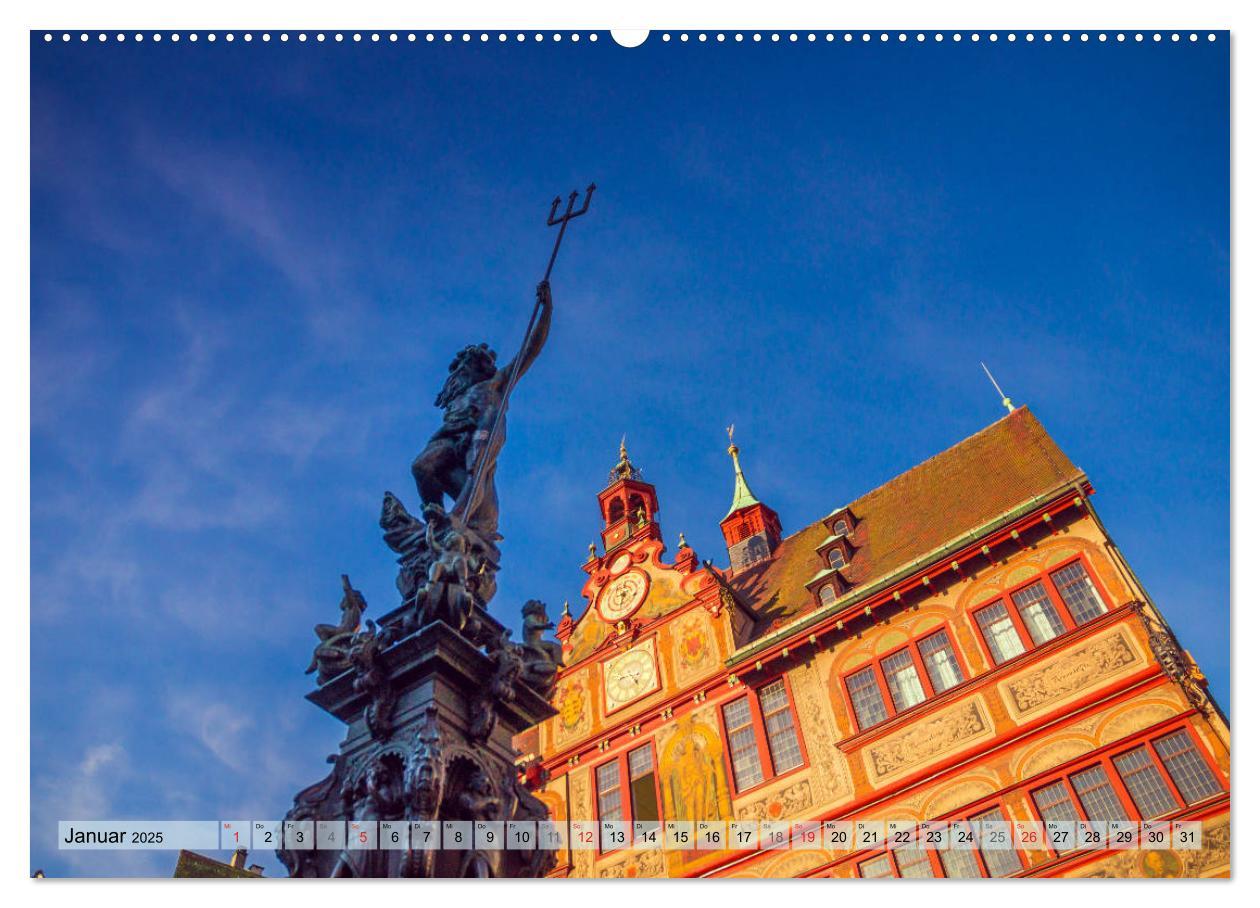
[717, 676, 808, 795]
[1025, 723, 1228, 851]
[840, 624, 969, 733]
[966, 556, 1113, 669]
[591, 741, 664, 854]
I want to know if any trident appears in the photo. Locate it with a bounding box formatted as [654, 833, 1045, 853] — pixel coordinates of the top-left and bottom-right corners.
[457, 185, 596, 527]
[543, 183, 596, 281]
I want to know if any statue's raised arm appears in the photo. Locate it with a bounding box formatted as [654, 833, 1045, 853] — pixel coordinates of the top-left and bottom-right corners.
[496, 280, 552, 394]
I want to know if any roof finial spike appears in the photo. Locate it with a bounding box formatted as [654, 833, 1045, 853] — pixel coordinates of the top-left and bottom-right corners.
[609, 434, 641, 483]
[981, 362, 1016, 414]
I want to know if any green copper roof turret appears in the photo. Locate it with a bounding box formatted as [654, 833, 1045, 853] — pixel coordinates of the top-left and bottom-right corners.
[725, 425, 762, 518]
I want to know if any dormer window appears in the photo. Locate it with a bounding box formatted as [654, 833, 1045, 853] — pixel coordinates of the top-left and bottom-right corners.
[819, 584, 838, 607]
[829, 506, 857, 538]
[828, 549, 847, 570]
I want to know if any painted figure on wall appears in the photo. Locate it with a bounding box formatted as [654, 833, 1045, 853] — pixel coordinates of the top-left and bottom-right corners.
[660, 715, 732, 822]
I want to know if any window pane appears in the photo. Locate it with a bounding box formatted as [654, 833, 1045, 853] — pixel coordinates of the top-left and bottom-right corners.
[627, 744, 654, 779]
[858, 855, 894, 878]
[722, 698, 765, 792]
[764, 711, 804, 775]
[758, 678, 789, 713]
[1011, 581, 1066, 645]
[893, 848, 935, 878]
[976, 602, 1026, 663]
[938, 849, 981, 878]
[758, 680, 805, 774]
[625, 745, 660, 822]
[829, 549, 846, 569]
[596, 761, 623, 822]
[972, 809, 1022, 877]
[630, 773, 659, 822]
[1114, 746, 1179, 818]
[1050, 562, 1106, 624]
[917, 631, 964, 693]
[845, 666, 889, 730]
[1069, 766, 1129, 822]
[1032, 781, 1082, 826]
[1154, 730, 1223, 804]
[881, 649, 927, 712]
[819, 584, 837, 606]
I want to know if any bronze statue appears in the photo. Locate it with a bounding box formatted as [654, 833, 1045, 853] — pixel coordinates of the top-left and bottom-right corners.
[412, 280, 552, 538]
[285, 188, 593, 877]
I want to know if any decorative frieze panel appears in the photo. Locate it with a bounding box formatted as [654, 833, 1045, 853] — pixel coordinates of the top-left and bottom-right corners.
[861, 697, 994, 786]
[597, 848, 666, 878]
[734, 778, 813, 821]
[998, 626, 1145, 724]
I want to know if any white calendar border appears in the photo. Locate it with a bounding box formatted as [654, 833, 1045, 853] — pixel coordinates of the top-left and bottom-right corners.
[7, 1, 1249, 906]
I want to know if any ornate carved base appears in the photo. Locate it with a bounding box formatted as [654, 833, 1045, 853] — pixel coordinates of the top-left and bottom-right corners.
[280, 614, 557, 878]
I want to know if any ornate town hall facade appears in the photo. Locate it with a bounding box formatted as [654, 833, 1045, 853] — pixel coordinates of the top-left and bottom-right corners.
[514, 407, 1230, 878]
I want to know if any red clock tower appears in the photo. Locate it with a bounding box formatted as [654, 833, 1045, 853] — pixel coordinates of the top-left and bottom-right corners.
[596, 439, 662, 553]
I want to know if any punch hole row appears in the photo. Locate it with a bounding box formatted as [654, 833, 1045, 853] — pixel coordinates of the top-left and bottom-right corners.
[659, 32, 1216, 44]
[41, 31, 1219, 45]
[42, 32, 603, 44]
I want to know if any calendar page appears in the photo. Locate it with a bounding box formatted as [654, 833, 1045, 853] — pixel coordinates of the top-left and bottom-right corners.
[23, 0, 1233, 892]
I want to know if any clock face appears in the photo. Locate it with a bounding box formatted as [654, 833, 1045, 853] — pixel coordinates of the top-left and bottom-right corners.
[603, 641, 659, 711]
[597, 569, 649, 622]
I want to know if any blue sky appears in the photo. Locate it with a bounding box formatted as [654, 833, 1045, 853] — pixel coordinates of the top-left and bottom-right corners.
[30, 33, 1228, 876]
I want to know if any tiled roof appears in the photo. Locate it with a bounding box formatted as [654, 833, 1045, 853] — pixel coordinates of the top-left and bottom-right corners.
[728, 408, 1084, 638]
[172, 850, 262, 878]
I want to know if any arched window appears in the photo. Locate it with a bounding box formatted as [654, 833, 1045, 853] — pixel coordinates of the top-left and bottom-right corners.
[828, 549, 846, 570]
[608, 498, 626, 523]
[819, 584, 837, 607]
[745, 536, 770, 563]
[628, 494, 646, 523]
[833, 519, 850, 537]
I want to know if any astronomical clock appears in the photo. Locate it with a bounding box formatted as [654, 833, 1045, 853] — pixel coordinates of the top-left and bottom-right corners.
[596, 567, 649, 622]
[602, 638, 660, 713]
